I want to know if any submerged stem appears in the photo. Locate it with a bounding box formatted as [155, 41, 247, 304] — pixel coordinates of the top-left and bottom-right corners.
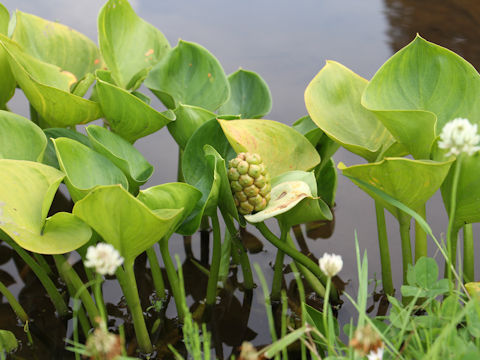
[206, 213, 222, 306]
[463, 224, 474, 283]
[271, 224, 288, 301]
[116, 262, 153, 353]
[374, 202, 394, 295]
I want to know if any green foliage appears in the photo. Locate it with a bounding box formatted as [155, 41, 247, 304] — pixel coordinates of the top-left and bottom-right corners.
[401, 257, 450, 298]
[0, 330, 17, 354]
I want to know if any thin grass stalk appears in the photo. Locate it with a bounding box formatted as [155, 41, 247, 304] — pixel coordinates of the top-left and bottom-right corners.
[280, 290, 288, 360]
[463, 223, 474, 283]
[116, 261, 153, 353]
[1, 236, 68, 316]
[146, 246, 166, 299]
[446, 156, 463, 283]
[322, 277, 335, 355]
[0, 281, 28, 323]
[255, 222, 336, 301]
[206, 213, 222, 306]
[290, 263, 307, 360]
[414, 204, 428, 262]
[53, 254, 99, 323]
[158, 238, 185, 319]
[374, 201, 394, 295]
[222, 212, 254, 289]
[271, 224, 288, 301]
[398, 214, 413, 284]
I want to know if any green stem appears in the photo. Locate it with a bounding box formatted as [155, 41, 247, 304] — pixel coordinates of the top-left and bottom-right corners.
[463, 224, 474, 283]
[222, 212, 254, 289]
[146, 246, 166, 299]
[206, 213, 222, 306]
[33, 253, 53, 276]
[177, 149, 185, 183]
[398, 214, 413, 285]
[158, 238, 184, 319]
[446, 156, 463, 283]
[322, 277, 334, 354]
[116, 262, 153, 353]
[286, 232, 326, 298]
[1, 236, 68, 316]
[415, 204, 428, 262]
[256, 222, 336, 301]
[94, 274, 107, 325]
[374, 202, 394, 295]
[0, 281, 28, 323]
[53, 254, 99, 323]
[271, 224, 288, 301]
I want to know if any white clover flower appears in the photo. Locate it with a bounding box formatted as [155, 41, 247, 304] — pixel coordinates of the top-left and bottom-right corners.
[367, 346, 384, 360]
[438, 118, 480, 156]
[84, 243, 124, 275]
[319, 253, 343, 277]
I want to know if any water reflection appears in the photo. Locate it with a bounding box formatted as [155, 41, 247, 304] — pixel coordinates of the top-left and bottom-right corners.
[384, 0, 480, 69]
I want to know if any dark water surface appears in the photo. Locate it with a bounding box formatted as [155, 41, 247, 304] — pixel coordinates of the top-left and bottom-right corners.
[1, 0, 479, 358]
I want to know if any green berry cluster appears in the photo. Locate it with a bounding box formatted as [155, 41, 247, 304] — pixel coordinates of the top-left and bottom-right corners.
[227, 152, 271, 215]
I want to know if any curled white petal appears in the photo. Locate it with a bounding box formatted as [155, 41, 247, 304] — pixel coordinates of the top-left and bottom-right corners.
[438, 118, 480, 157]
[319, 253, 343, 277]
[84, 243, 124, 275]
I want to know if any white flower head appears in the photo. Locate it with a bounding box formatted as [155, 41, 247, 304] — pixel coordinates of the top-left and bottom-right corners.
[367, 346, 384, 360]
[319, 253, 343, 277]
[84, 243, 124, 275]
[438, 118, 480, 156]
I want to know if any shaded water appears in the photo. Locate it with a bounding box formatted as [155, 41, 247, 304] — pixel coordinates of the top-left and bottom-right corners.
[1, 0, 479, 358]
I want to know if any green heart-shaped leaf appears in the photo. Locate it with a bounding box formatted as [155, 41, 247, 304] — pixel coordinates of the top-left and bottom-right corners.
[362, 36, 480, 159]
[292, 115, 324, 146]
[244, 171, 332, 226]
[98, 0, 170, 89]
[73, 185, 182, 264]
[43, 128, 91, 169]
[0, 5, 15, 109]
[137, 182, 202, 239]
[315, 158, 337, 208]
[440, 153, 480, 227]
[95, 70, 174, 143]
[145, 40, 229, 111]
[340, 157, 453, 219]
[53, 137, 128, 202]
[305, 61, 394, 162]
[0, 111, 46, 161]
[168, 104, 216, 149]
[218, 119, 320, 178]
[11, 11, 102, 79]
[0, 35, 102, 127]
[0, 160, 91, 254]
[181, 119, 236, 234]
[86, 125, 154, 193]
[217, 69, 272, 118]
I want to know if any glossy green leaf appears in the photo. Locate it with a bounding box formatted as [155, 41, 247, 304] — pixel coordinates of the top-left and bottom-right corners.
[305, 61, 394, 162]
[0, 330, 17, 353]
[217, 69, 272, 118]
[339, 157, 453, 219]
[315, 157, 337, 208]
[53, 137, 128, 202]
[292, 115, 324, 146]
[98, 0, 170, 89]
[0, 35, 102, 127]
[0, 4, 14, 108]
[11, 11, 102, 79]
[86, 125, 154, 193]
[145, 40, 229, 111]
[95, 71, 174, 143]
[0, 111, 46, 161]
[168, 104, 215, 149]
[440, 153, 480, 227]
[245, 171, 332, 226]
[73, 185, 182, 263]
[43, 128, 91, 169]
[181, 119, 236, 234]
[218, 119, 320, 178]
[0, 160, 91, 254]
[362, 35, 480, 159]
[137, 182, 202, 239]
